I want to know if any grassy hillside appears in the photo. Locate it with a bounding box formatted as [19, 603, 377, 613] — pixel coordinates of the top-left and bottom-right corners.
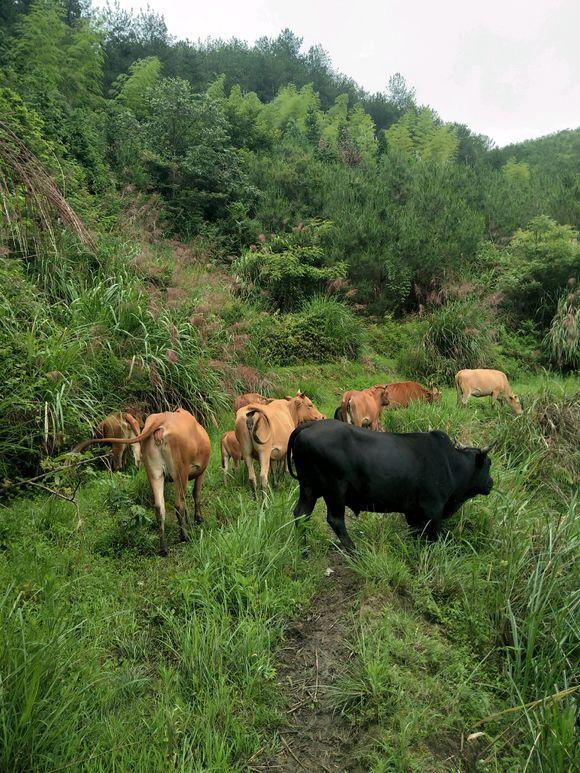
[1, 3, 579, 770]
[1, 368, 578, 771]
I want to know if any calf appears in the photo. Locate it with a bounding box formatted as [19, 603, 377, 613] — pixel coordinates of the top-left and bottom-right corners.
[236, 393, 325, 492]
[73, 412, 142, 471]
[341, 384, 390, 430]
[385, 381, 441, 407]
[74, 409, 210, 555]
[221, 430, 241, 485]
[456, 369, 522, 415]
[288, 420, 494, 552]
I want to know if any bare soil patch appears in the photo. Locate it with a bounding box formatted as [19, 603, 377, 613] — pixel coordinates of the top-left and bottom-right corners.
[254, 551, 366, 772]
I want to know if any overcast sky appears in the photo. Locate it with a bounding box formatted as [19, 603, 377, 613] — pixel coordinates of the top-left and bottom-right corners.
[99, 0, 580, 147]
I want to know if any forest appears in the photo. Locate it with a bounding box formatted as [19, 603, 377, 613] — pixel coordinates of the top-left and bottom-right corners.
[0, 1, 578, 771]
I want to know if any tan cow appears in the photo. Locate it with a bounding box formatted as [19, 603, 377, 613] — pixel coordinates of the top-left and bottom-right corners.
[221, 430, 242, 485]
[236, 393, 325, 492]
[456, 369, 523, 415]
[385, 381, 441, 408]
[233, 392, 272, 412]
[74, 409, 211, 555]
[73, 412, 142, 471]
[341, 385, 390, 430]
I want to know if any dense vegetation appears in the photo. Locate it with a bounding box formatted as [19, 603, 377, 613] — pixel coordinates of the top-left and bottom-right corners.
[0, 2, 578, 771]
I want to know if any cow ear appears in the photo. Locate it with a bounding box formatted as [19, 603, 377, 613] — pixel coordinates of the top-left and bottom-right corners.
[284, 396, 293, 401]
[475, 449, 491, 466]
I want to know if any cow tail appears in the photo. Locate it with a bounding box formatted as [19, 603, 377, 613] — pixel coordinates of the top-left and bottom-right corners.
[287, 427, 299, 480]
[122, 412, 141, 439]
[346, 398, 355, 425]
[72, 417, 161, 454]
[246, 407, 271, 446]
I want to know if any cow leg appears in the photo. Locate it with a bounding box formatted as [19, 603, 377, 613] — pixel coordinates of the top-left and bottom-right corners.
[258, 451, 271, 493]
[293, 486, 317, 555]
[491, 389, 501, 407]
[323, 493, 355, 553]
[150, 473, 168, 556]
[174, 474, 190, 542]
[192, 472, 205, 524]
[423, 514, 443, 540]
[243, 453, 257, 493]
[113, 444, 125, 471]
[272, 458, 284, 489]
[222, 451, 229, 487]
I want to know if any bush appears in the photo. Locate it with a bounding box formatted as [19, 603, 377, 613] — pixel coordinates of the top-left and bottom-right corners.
[543, 288, 580, 371]
[398, 300, 499, 382]
[500, 216, 579, 328]
[369, 315, 427, 359]
[232, 220, 346, 312]
[250, 296, 364, 365]
[0, 252, 228, 482]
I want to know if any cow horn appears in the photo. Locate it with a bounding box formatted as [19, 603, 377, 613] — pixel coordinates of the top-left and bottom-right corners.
[481, 440, 498, 454]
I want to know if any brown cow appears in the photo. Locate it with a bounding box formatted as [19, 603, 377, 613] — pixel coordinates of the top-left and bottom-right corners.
[221, 430, 284, 486]
[221, 430, 242, 485]
[74, 409, 211, 555]
[73, 412, 142, 471]
[341, 385, 390, 430]
[384, 381, 441, 408]
[236, 393, 325, 492]
[233, 392, 272, 412]
[455, 369, 523, 415]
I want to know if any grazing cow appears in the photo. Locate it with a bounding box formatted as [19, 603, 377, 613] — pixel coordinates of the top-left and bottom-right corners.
[74, 409, 210, 555]
[287, 420, 495, 552]
[234, 392, 272, 412]
[221, 430, 241, 485]
[340, 385, 390, 430]
[73, 412, 142, 471]
[385, 381, 441, 407]
[456, 369, 522, 415]
[236, 393, 325, 492]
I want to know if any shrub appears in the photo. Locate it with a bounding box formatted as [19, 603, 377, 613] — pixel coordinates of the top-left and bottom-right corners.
[369, 315, 427, 360]
[232, 220, 346, 312]
[398, 300, 499, 382]
[543, 288, 579, 371]
[500, 215, 579, 328]
[250, 296, 364, 365]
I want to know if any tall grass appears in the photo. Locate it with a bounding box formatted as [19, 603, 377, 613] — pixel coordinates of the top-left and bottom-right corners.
[0, 252, 227, 480]
[0, 465, 325, 771]
[399, 299, 499, 382]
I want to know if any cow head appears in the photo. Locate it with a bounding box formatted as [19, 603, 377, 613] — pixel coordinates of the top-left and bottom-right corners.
[292, 391, 326, 423]
[428, 382, 442, 402]
[463, 442, 495, 497]
[371, 384, 390, 406]
[508, 393, 523, 415]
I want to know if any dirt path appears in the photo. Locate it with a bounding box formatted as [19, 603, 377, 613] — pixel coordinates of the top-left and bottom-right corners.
[254, 551, 365, 772]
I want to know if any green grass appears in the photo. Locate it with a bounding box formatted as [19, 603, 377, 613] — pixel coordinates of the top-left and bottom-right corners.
[0, 367, 578, 771]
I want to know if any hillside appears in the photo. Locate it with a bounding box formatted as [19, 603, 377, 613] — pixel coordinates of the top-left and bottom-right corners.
[493, 127, 580, 176]
[0, 1, 579, 771]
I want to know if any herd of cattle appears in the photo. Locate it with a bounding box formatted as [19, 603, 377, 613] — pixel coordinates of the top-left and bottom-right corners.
[74, 368, 521, 555]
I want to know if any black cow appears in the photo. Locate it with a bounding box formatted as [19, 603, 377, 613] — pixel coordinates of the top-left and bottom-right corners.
[287, 420, 494, 552]
[333, 405, 344, 421]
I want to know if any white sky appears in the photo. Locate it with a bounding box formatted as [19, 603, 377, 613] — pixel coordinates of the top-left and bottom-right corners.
[98, 0, 580, 147]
